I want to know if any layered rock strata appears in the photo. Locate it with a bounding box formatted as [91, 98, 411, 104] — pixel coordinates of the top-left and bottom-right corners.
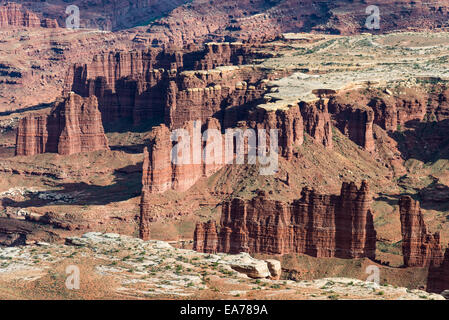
[328, 99, 375, 152]
[140, 119, 225, 195]
[247, 105, 304, 160]
[427, 248, 449, 294]
[399, 196, 444, 267]
[0, 2, 58, 28]
[166, 66, 268, 129]
[66, 43, 266, 126]
[194, 182, 376, 259]
[193, 220, 219, 254]
[15, 93, 109, 156]
[298, 100, 333, 149]
[139, 119, 225, 239]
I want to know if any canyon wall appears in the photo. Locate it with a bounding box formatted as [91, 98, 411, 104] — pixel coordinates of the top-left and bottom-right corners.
[194, 181, 376, 259]
[140, 0, 449, 47]
[139, 119, 225, 240]
[399, 196, 444, 267]
[166, 66, 268, 129]
[15, 92, 109, 156]
[139, 100, 309, 198]
[140, 118, 224, 195]
[247, 105, 304, 160]
[0, 2, 58, 28]
[328, 98, 374, 152]
[66, 49, 178, 124]
[427, 248, 449, 294]
[299, 100, 333, 149]
[193, 220, 219, 254]
[9, 0, 449, 41]
[66, 43, 267, 126]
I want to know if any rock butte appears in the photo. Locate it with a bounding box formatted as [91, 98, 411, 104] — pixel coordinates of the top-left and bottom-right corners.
[398, 196, 449, 294]
[193, 181, 376, 259]
[15, 93, 109, 156]
[399, 196, 444, 268]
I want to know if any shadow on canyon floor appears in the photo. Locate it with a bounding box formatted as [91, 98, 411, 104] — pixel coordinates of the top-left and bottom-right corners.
[1, 163, 143, 208]
[0, 102, 52, 117]
[103, 116, 163, 134]
[389, 119, 449, 163]
[375, 188, 449, 212]
[110, 143, 148, 154]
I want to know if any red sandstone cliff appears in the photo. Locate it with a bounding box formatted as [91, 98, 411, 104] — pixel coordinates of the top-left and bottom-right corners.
[66, 43, 267, 126]
[15, 93, 109, 156]
[327, 88, 433, 152]
[427, 248, 449, 294]
[166, 66, 267, 129]
[194, 181, 376, 259]
[139, 119, 225, 239]
[247, 105, 304, 160]
[139, 0, 449, 48]
[140, 119, 225, 195]
[328, 98, 375, 152]
[194, 42, 255, 70]
[0, 2, 58, 28]
[9, 0, 449, 40]
[399, 196, 444, 267]
[193, 220, 219, 254]
[300, 100, 333, 149]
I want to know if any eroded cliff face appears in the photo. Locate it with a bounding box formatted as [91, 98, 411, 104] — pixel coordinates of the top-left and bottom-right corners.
[0, 2, 58, 28]
[427, 248, 449, 294]
[10, 0, 449, 40]
[399, 196, 444, 268]
[193, 220, 219, 254]
[194, 181, 376, 259]
[300, 100, 333, 149]
[328, 99, 375, 152]
[326, 87, 449, 153]
[139, 100, 309, 199]
[165, 66, 268, 129]
[138, 0, 449, 47]
[248, 105, 304, 160]
[15, 93, 109, 156]
[139, 119, 225, 239]
[66, 43, 268, 126]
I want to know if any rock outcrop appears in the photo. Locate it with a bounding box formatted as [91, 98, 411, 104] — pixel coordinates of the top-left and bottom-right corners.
[328, 98, 375, 152]
[138, 0, 449, 47]
[327, 88, 435, 152]
[0, 2, 58, 28]
[139, 119, 226, 239]
[368, 92, 427, 132]
[15, 93, 109, 156]
[399, 196, 444, 267]
[193, 220, 219, 254]
[165, 66, 267, 129]
[139, 100, 307, 201]
[300, 100, 333, 149]
[248, 105, 304, 160]
[427, 248, 449, 294]
[194, 181, 376, 259]
[0, 217, 34, 246]
[66, 44, 267, 127]
[140, 119, 224, 195]
[194, 42, 254, 70]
